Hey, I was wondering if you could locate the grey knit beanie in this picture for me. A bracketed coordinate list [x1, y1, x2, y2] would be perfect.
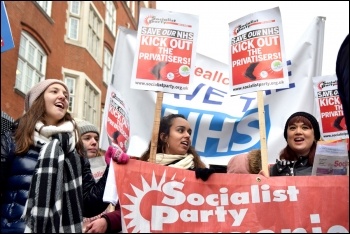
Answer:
[24, 79, 69, 111]
[284, 112, 321, 141]
[77, 120, 100, 137]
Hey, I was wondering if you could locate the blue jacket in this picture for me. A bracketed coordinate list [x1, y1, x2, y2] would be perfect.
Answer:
[0, 128, 109, 233]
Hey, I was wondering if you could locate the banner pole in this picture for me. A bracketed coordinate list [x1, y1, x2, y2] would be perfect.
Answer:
[257, 90, 269, 176]
[150, 91, 164, 163]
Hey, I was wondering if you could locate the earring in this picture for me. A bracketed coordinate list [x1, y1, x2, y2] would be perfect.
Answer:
[167, 142, 169, 148]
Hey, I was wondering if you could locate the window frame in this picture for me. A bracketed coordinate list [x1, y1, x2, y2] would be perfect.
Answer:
[35, 1, 52, 17]
[15, 31, 47, 94]
[105, 1, 116, 36]
[103, 47, 113, 85]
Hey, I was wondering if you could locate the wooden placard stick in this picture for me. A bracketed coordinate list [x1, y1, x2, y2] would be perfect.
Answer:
[149, 91, 164, 163]
[257, 90, 269, 177]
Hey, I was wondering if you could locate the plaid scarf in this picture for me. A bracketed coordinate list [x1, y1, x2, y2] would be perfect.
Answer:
[23, 121, 83, 233]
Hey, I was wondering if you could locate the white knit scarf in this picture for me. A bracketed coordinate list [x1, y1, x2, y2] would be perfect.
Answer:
[23, 121, 83, 233]
[155, 153, 194, 169]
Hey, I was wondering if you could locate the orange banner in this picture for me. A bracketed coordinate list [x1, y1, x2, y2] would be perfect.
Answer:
[114, 160, 349, 233]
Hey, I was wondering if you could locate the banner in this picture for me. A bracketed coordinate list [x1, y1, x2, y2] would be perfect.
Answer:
[100, 16, 325, 166]
[229, 7, 289, 95]
[114, 160, 349, 233]
[312, 74, 348, 140]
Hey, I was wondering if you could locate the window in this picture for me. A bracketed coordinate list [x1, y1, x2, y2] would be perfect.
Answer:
[103, 47, 112, 85]
[35, 1, 52, 16]
[70, 1, 80, 14]
[105, 1, 116, 36]
[126, 1, 135, 18]
[65, 2, 103, 64]
[84, 82, 98, 125]
[63, 70, 101, 126]
[68, 1, 81, 40]
[15, 32, 47, 94]
[65, 77, 76, 113]
[87, 6, 102, 60]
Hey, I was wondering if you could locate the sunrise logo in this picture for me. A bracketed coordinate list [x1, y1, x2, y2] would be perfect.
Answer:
[143, 15, 176, 26]
[318, 80, 338, 90]
[121, 170, 186, 232]
[233, 19, 259, 36]
[144, 15, 154, 26]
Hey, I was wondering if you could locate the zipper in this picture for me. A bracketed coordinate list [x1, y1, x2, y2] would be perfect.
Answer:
[291, 161, 297, 176]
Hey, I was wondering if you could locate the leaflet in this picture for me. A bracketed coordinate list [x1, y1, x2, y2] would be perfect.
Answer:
[312, 140, 348, 176]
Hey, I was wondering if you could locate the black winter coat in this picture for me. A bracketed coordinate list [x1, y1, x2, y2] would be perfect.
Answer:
[270, 156, 312, 176]
[0, 130, 109, 233]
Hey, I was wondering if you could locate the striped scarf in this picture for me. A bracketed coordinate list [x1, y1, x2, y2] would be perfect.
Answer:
[23, 121, 83, 233]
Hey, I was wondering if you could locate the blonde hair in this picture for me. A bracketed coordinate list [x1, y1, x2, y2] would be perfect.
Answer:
[247, 149, 262, 174]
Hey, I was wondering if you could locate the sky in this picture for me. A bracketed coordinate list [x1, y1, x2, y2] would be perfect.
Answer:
[156, 1, 349, 76]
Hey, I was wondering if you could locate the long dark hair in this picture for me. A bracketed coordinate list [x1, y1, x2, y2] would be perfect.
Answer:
[14, 92, 85, 156]
[279, 116, 317, 165]
[140, 114, 206, 169]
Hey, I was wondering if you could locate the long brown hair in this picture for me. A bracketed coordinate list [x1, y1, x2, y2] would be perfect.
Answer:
[140, 114, 207, 169]
[14, 92, 85, 156]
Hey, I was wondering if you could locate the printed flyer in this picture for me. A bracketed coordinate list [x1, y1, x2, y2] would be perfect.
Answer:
[228, 7, 289, 95]
[312, 140, 348, 176]
[130, 7, 199, 94]
[312, 74, 348, 140]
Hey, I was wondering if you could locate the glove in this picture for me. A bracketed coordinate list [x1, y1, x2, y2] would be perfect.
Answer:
[105, 146, 130, 165]
[195, 168, 215, 181]
[116, 152, 129, 164]
[105, 146, 114, 165]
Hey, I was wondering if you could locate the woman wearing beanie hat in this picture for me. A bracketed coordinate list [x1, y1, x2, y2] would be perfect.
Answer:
[75, 119, 124, 233]
[1, 79, 109, 233]
[77, 119, 100, 158]
[270, 111, 321, 176]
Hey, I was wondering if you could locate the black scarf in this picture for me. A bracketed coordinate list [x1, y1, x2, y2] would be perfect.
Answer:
[23, 121, 83, 233]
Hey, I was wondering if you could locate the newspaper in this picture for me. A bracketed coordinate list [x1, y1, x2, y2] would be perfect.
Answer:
[312, 140, 349, 176]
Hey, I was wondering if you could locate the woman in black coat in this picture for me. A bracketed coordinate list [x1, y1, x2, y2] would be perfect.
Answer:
[1, 79, 109, 233]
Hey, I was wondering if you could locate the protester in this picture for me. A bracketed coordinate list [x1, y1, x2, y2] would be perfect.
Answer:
[0, 79, 109, 233]
[76, 119, 123, 233]
[336, 34, 349, 156]
[139, 113, 214, 180]
[103, 114, 215, 211]
[77, 119, 102, 158]
[270, 111, 321, 176]
[227, 149, 263, 174]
